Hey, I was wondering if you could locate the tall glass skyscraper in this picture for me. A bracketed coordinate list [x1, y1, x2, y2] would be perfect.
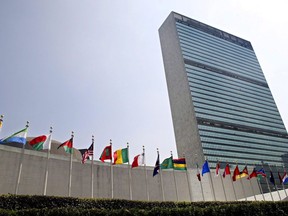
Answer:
[159, 12, 288, 175]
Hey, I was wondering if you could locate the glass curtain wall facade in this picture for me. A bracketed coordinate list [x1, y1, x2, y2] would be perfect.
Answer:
[159, 12, 288, 182]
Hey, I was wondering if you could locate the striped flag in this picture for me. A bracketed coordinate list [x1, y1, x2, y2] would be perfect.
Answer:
[82, 142, 94, 164]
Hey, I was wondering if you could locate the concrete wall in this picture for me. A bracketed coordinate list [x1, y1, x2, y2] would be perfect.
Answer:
[0, 145, 261, 201]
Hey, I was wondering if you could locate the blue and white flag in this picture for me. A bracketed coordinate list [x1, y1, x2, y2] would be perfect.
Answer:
[0, 128, 28, 144]
[202, 160, 210, 176]
[282, 172, 288, 184]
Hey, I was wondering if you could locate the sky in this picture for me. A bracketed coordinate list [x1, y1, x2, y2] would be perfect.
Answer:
[1, 0, 288, 166]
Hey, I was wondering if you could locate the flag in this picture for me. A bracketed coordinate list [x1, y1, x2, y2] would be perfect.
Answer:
[172, 158, 187, 170]
[153, 154, 160, 177]
[0, 128, 27, 144]
[0, 118, 3, 131]
[238, 166, 249, 178]
[29, 134, 51, 150]
[57, 138, 73, 154]
[113, 148, 129, 164]
[196, 163, 201, 181]
[99, 145, 112, 162]
[222, 163, 231, 178]
[256, 168, 266, 179]
[215, 161, 220, 176]
[269, 171, 275, 186]
[248, 168, 257, 179]
[131, 153, 144, 168]
[81, 142, 94, 164]
[282, 172, 288, 184]
[232, 165, 240, 181]
[278, 171, 283, 184]
[161, 156, 173, 169]
[202, 160, 210, 176]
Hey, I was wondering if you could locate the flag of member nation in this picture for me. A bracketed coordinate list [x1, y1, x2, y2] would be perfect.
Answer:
[57, 138, 73, 154]
[215, 162, 220, 176]
[161, 156, 173, 169]
[0, 128, 28, 145]
[113, 148, 129, 164]
[238, 166, 249, 179]
[256, 168, 266, 180]
[82, 142, 94, 164]
[196, 163, 201, 181]
[99, 145, 112, 162]
[248, 168, 257, 179]
[173, 158, 187, 170]
[202, 160, 210, 176]
[0, 119, 3, 131]
[29, 134, 51, 150]
[223, 163, 231, 178]
[270, 171, 275, 185]
[282, 172, 288, 184]
[232, 165, 240, 181]
[153, 154, 160, 177]
[132, 153, 144, 168]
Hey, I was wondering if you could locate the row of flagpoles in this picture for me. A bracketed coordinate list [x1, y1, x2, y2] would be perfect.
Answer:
[1, 118, 288, 201]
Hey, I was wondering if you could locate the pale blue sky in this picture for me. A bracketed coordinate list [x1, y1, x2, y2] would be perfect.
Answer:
[1, 0, 288, 165]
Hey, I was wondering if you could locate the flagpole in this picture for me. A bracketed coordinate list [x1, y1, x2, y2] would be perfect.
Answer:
[110, 139, 114, 199]
[43, 127, 52, 196]
[227, 162, 237, 201]
[68, 131, 74, 197]
[268, 164, 281, 200]
[15, 121, 29, 195]
[183, 153, 192, 201]
[247, 164, 256, 201]
[217, 160, 227, 201]
[261, 162, 274, 201]
[127, 142, 132, 200]
[255, 163, 265, 201]
[206, 158, 216, 201]
[91, 135, 94, 198]
[195, 153, 205, 201]
[171, 151, 178, 201]
[281, 165, 288, 197]
[237, 163, 247, 201]
[143, 146, 150, 201]
[158, 148, 165, 201]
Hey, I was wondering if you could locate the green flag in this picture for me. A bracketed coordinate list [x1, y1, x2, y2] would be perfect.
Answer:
[161, 156, 173, 169]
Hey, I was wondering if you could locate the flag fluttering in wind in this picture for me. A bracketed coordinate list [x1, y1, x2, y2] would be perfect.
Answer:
[269, 171, 275, 186]
[82, 142, 94, 164]
[99, 145, 112, 162]
[0, 128, 28, 145]
[113, 148, 129, 164]
[215, 161, 220, 176]
[57, 138, 73, 154]
[248, 168, 257, 179]
[0, 117, 3, 131]
[256, 168, 266, 179]
[201, 160, 210, 176]
[132, 153, 144, 168]
[161, 156, 173, 169]
[222, 163, 231, 178]
[172, 158, 187, 170]
[232, 165, 240, 181]
[153, 154, 160, 177]
[238, 166, 249, 179]
[29, 134, 51, 150]
[282, 172, 288, 184]
[278, 171, 283, 184]
[196, 163, 201, 181]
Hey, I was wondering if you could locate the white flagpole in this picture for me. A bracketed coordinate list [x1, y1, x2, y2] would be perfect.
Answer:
[206, 159, 216, 201]
[226, 162, 237, 201]
[110, 139, 114, 199]
[237, 163, 247, 201]
[268, 164, 281, 200]
[183, 153, 192, 201]
[281, 165, 288, 197]
[68, 131, 74, 197]
[15, 121, 29, 195]
[158, 148, 165, 201]
[255, 163, 265, 201]
[127, 142, 132, 200]
[216, 161, 227, 201]
[197, 163, 205, 201]
[171, 151, 178, 201]
[43, 127, 52, 195]
[247, 165, 256, 201]
[91, 135, 94, 198]
[261, 162, 274, 201]
[143, 146, 150, 201]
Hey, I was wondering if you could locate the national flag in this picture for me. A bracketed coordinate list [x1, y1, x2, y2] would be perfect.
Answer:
[81, 142, 94, 164]
[172, 158, 187, 170]
[269, 171, 275, 186]
[153, 154, 160, 177]
[0, 118, 3, 131]
[202, 160, 210, 176]
[99, 145, 112, 162]
[57, 138, 73, 154]
[215, 161, 220, 176]
[161, 156, 173, 169]
[278, 171, 283, 184]
[131, 153, 144, 168]
[248, 168, 257, 179]
[0, 128, 28, 144]
[232, 165, 240, 181]
[29, 134, 51, 150]
[238, 166, 249, 179]
[256, 168, 266, 179]
[113, 148, 129, 164]
[222, 163, 231, 178]
[282, 172, 288, 184]
[196, 163, 201, 181]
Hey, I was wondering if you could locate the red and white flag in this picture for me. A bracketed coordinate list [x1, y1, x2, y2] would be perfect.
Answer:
[222, 163, 231, 178]
[131, 153, 144, 168]
[82, 142, 94, 164]
[215, 162, 220, 176]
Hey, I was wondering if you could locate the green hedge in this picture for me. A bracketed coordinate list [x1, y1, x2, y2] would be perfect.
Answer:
[0, 195, 288, 215]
